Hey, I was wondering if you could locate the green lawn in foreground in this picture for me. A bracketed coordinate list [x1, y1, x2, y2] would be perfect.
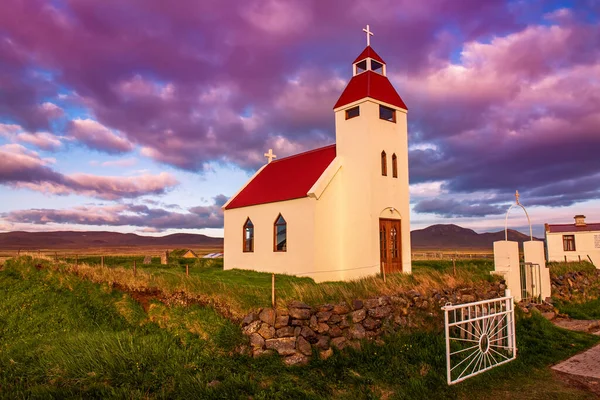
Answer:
[555, 298, 600, 320]
[1, 260, 599, 399]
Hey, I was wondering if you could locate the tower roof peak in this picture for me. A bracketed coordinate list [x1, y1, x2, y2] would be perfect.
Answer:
[353, 46, 385, 65]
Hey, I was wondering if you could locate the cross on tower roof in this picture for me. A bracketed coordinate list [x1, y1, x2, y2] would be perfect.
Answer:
[515, 190, 520, 205]
[362, 24, 373, 47]
[264, 148, 277, 164]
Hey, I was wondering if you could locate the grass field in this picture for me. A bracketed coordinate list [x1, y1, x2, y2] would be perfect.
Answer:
[12, 254, 500, 318]
[1, 258, 598, 399]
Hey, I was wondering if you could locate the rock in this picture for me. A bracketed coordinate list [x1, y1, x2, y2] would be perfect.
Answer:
[329, 326, 343, 338]
[461, 295, 476, 303]
[331, 337, 347, 350]
[265, 337, 297, 356]
[352, 299, 364, 310]
[364, 298, 379, 309]
[274, 315, 289, 329]
[339, 316, 350, 328]
[259, 308, 276, 326]
[349, 323, 366, 339]
[318, 304, 334, 312]
[328, 314, 342, 324]
[407, 290, 421, 298]
[289, 308, 311, 320]
[242, 320, 261, 335]
[309, 315, 318, 330]
[316, 322, 330, 334]
[249, 333, 265, 349]
[253, 348, 276, 358]
[362, 317, 381, 331]
[290, 319, 307, 326]
[390, 296, 407, 306]
[365, 330, 379, 339]
[258, 323, 275, 340]
[315, 335, 330, 350]
[418, 300, 429, 310]
[276, 308, 289, 317]
[351, 309, 367, 323]
[316, 311, 332, 322]
[378, 296, 391, 306]
[276, 326, 296, 338]
[143, 255, 152, 265]
[207, 380, 220, 388]
[319, 348, 333, 360]
[300, 326, 316, 339]
[347, 341, 362, 351]
[297, 336, 312, 356]
[541, 312, 556, 321]
[498, 284, 507, 290]
[288, 300, 311, 309]
[368, 306, 392, 318]
[333, 302, 350, 315]
[242, 312, 258, 327]
[284, 353, 309, 366]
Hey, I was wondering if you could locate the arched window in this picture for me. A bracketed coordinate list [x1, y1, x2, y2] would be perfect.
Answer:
[392, 153, 398, 178]
[274, 214, 287, 252]
[381, 151, 387, 176]
[243, 218, 254, 252]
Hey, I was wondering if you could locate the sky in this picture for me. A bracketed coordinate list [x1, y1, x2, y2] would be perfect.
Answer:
[0, 0, 599, 238]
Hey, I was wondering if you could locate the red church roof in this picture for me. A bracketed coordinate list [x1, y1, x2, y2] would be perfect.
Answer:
[353, 46, 385, 64]
[225, 145, 336, 210]
[334, 70, 408, 110]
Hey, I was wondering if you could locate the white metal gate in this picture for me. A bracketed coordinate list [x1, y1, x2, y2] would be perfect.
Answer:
[520, 262, 542, 303]
[442, 290, 517, 385]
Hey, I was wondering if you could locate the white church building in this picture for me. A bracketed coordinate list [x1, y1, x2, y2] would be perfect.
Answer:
[223, 30, 412, 282]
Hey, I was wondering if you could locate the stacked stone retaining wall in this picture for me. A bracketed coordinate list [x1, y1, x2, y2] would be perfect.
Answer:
[242, 281, 507, 365]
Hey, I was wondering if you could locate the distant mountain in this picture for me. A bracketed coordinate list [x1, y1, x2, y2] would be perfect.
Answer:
[0, 231, 223, 250]
[0, 224, 539, 251]
[410, 224, 541, 250]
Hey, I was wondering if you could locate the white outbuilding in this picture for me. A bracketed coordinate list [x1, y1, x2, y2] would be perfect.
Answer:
[222, 37, 412, 282]
[545, 215, 600, 267]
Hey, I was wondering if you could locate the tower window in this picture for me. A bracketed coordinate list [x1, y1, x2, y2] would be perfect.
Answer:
[243, 218, 254, 252]
[371, 60, 383, 74]
[356, 59, 367, 74]
[392, 153, 398, 178]
[345, 106, 360, 119]
[274, 214, 287, 252]
[379, 105, 396, 122]
[381, 151, 387, 176]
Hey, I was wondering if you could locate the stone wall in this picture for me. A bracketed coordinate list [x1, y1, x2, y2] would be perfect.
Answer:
[241, 281, 507, 365]
[551, 269, 600, 301]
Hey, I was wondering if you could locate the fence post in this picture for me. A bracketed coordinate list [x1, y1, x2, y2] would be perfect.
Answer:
[452, 258, 456, 276]
[272, 273, 276, 308]
[101, 256, 104, 268]
[505, 288, 515, 355]
[75, 255, 78, 267]
[186, 264, 189, 277]
[133, 260, 137, 276]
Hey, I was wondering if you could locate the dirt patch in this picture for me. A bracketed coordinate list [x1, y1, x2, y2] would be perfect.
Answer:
[554, 370, 600, 398]
[553, 318, 600, 334]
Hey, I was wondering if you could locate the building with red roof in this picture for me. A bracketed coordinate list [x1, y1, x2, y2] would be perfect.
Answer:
[223, 31, 412, 282]
[545, 215, 600, 267]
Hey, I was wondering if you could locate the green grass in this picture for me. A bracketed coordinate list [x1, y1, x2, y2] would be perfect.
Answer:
[547, 260, 597, 276]
[1, 258, 599, 398]
[555, 298, 600, 320]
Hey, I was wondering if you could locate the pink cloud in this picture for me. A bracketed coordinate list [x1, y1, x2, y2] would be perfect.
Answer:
[68, 118, 134, 154]
[0, 144, 178, 200]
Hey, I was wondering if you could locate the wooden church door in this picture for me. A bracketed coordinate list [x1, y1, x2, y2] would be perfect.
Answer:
[379, 219, 402, 274]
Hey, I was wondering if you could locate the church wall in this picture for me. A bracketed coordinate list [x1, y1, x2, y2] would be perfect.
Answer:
[223, 198, 316, 276]
[312, 165, 345, 282]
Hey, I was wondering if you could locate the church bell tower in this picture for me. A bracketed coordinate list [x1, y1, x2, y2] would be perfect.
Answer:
[332, 25, 412, 275]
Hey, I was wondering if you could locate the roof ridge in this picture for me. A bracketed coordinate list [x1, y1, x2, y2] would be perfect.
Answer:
[270, 144, 336, 163]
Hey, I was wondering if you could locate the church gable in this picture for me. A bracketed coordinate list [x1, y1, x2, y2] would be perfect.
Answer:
[224, 145, 336, 210]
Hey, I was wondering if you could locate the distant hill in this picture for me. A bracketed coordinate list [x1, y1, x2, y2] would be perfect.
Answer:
[410, 224, 541, 250]
[0, 224, 540, 251]
[0, 231, 223, 250]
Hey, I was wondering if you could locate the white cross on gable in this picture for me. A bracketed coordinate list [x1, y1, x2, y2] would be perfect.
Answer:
[264, 148, 277, 164]
[363, 24, 373, 46]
